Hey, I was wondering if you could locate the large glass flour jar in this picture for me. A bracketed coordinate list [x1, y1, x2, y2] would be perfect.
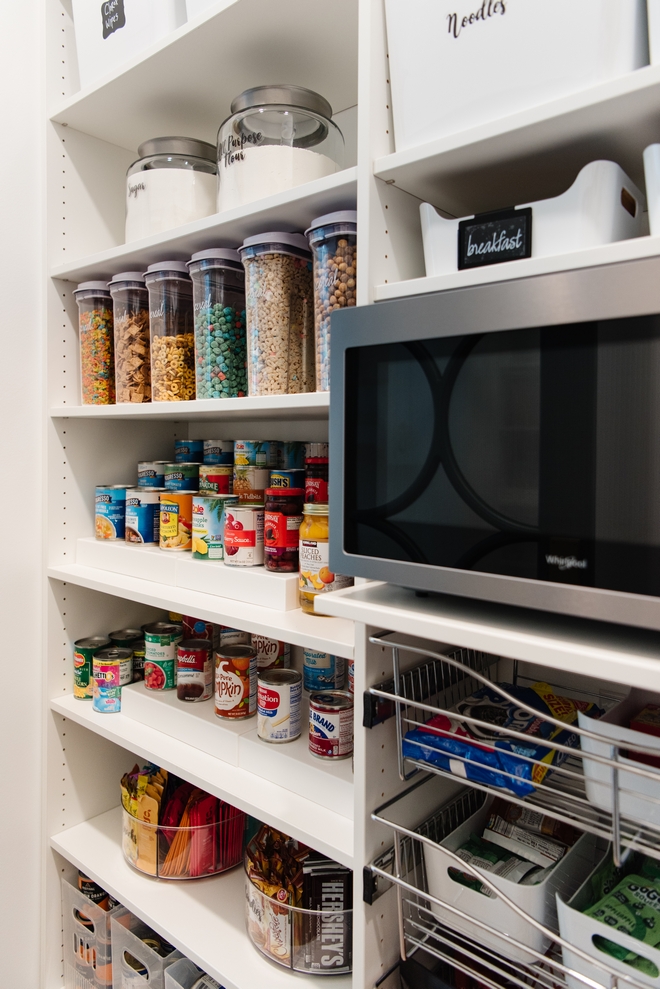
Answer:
[217, 86, 344, 212]
[125, 137, 217, 242]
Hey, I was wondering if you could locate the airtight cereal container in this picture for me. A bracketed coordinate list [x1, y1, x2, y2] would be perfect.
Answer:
[187, 249, 247, 399]
[239, 232, 314, 396]
[74, 281, 115, 405]
[109, 272, 150, 403]
[306, 211, 357, 392]
[145, 262, 195, 402]
[217, 86, 344, 212]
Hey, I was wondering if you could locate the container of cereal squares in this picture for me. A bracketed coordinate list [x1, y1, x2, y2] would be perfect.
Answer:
[109, 271, 151, 403]
[145, 261, 195, 402]
[239, 232, 314, 396]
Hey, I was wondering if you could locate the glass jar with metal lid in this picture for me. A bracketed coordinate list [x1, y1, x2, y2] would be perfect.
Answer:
[217, 85, 344, 212]
[299, 503, 353, 614]
[145, 261, 195, 402]
[125, 136, 218, 242]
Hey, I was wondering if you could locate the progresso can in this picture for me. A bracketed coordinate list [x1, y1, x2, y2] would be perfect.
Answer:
[269, 469, 305, 489]
[137, 461, 169, 488]
[204, 439, 233, 465]
[175, 439, 204, 463]
[92, 647, 132, 713]
[309, 690, 354, 760]
[125, 488, 161, 544]
[258, 669, 302, 743]
[303, 650, 345, 692]
[215, 644, 257, 720]
[142, 622, 182, 691]
[95, 485, 130, 540]
[73, 636, 110, 699]
[177, 638, 213, 702]
[163, 462, 200, 491]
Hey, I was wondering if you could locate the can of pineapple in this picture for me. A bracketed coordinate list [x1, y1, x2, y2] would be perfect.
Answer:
[192, 494, 239, 560]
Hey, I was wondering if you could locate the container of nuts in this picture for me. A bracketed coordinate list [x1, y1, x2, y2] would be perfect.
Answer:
[145, 261, 195, 402]
[239, 232, 314, 396]
[109, 271, 151, 403]
[306, 211, 357, 392]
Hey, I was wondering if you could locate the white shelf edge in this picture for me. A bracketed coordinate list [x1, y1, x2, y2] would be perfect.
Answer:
[50, 693, 353, 867]
[50, 807, 352, 989]
[47, 563, 355, 658]
[49, 391, 330, 421]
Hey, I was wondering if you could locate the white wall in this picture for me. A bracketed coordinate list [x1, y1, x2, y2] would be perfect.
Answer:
[0, 0, 42, 984]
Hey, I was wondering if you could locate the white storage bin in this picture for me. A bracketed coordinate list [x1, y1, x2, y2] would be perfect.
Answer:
[164, 957, 220, 989]
[72, 0, 187, 91]
[385, 0, 648, 152]
[423, 793, 600, 964]
[111, 910, 182, 989]
[62, 878, 121, 989]
[420, 161, 645, 278]
[579, 688, 660, 828]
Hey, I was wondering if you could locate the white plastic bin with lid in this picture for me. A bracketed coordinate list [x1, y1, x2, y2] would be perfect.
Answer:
[111, 910, 182, 989]
[62, 877, 121, 989]
[384, 0, 648, 153]
[72, 0, 187, 91]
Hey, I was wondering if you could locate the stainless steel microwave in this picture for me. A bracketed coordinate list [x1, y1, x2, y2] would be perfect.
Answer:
[329, 257, 660, 631]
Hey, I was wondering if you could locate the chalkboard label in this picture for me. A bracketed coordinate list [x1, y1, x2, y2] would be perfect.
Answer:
[458, 207, 532, 270]
[101, 0, 126, 39]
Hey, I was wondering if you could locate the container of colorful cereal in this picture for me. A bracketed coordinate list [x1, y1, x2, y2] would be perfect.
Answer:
[74, 281, 115, 405]
[188, 249, 247, 400]
[145, 261, 195, 402]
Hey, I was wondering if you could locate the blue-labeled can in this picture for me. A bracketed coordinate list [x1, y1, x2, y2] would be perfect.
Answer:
[175, 439, 204, 463]
[137, 461, 169, 488]
[234, 439, 281, 468]
[95, 484, 130, 540]
[269, 469, 305, 490]
[279, 441, 305, 470]
[204, 439, 234, 465]
[163, 462, 200, 490]
[303, 650, 346, 692]
[125, 488, 162, 544]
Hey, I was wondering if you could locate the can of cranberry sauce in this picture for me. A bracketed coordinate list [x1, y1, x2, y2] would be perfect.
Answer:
[223, 503, 264, 567]
[177, 639, 213, 702]
[258, 669, 302, 743]
[309, 690, 354, 760]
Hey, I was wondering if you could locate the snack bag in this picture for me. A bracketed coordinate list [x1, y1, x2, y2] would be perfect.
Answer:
[585, 873, 660, 974]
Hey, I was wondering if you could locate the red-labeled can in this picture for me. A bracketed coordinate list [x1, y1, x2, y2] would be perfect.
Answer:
[182, 615, 218, 648]
[309, 690, 353, 760]
[264, 488, 304, 573]
[224, 503, 264, 567]
[177, 638, 213, 702]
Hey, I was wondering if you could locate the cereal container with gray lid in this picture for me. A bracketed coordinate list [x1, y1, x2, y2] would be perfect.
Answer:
[145, 261, 195, 402]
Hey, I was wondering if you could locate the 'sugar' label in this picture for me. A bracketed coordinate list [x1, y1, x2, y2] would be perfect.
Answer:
[458, 207, 532, 269]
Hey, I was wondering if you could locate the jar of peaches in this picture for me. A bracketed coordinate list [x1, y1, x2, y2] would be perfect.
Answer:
[298, 503, 353, 614]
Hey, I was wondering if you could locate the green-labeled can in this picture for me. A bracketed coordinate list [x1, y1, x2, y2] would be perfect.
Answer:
[74, 635, 111, 699]
[143, 622, 182, 691]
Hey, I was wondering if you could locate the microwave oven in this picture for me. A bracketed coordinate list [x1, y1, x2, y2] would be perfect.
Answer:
[329, 257, 660, 631]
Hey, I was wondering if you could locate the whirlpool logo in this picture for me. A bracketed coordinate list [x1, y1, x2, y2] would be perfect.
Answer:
[545, 554, 588, 572]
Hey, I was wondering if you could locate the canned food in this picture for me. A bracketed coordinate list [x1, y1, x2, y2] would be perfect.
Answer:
[258, 669, 302, 743]
[143, 622, 182, 690]
[251, 634, 291, 671]
[219, 626, 251, 648]
[264, 487, 304, 573]
[348, 659, 354, 694]
[95, 484, 130, 540]
[92, 647, 132, 713]
[132, 641, 146, 681]
[192, 493, 238, 560]
[223, 503, 264, 567]
[204, 439, 234, 465]
[182, 616, 218, 645]
[163, 462, 200, 491]
[309, 690, 353, 759]
[160, 490, 194, 550]
[278, 441, 305, 469]
[125, 488, 161, 544]
[233, 465, 269, 503]
[303, 649, 346, 691]
[137, 461, 169, 488]
[215, 644, 257, 719]
[78, 871, 117, 911]
[175, 439, 204, 463]
[73, 636, 110, 699]
[268, 469, 305, 489]
[234, 440, 280, 467]
[199, 464, 233, 494]
[177, 638, 213, 702]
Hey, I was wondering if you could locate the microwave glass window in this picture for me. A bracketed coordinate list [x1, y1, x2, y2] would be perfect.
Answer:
[344, 316, 660, 595]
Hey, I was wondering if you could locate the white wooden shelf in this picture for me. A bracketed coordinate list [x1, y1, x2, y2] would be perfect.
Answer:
[50, 168, 357, 283]
[316, 582, 660, 691]
[50, 0, 358, 150]
[51, 693, 353, 865]
[374, 63, 660, 217]
[47, 563, 355, 658]
[49, 391, 329, 422]
[50, 807, 352, 989]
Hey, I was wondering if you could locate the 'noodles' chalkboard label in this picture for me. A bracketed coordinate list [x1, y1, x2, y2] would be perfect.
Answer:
[458, 207, 532, 269]
[101, 0, 126, 39]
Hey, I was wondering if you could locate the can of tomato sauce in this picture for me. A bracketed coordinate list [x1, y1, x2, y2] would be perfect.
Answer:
[309, 690, 354, 760]
[160, 490, 195, 551]
[143, 622, 182, 691]
[258, 669, 302, 743]
[177, 639, 213, 702]
[214, 644, 257, 720]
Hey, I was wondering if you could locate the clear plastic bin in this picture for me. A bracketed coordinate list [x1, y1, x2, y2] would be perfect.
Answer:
[164, 957, 222, 989]
[121, 801, 245, 879]
[109, 272, 151, 404]
[145, 262, 195, 403]
[74, 281, 115, 405]
[62, 877, 121, 989]
[111, 910, 182, 989]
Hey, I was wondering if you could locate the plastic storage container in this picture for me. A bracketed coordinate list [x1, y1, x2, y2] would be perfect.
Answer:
[145, 262, 195, 402]
[126, 138, 217, 242]
[74, 281, 115, 405]
[111, 911, 182, 989]
[62, 877, 120, 989]
[72, 0, 186, 91]
[384, 0, 648, 153]
[306, 211, 357, 392]
[239, 232, 314, 396]
[164, 957, 221, 989]
[187, 249, 247, 399]
[109, 272, 150, 403]
[217, 86, 344, 212]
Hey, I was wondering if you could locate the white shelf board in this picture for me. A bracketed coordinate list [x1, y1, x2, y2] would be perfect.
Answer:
[374, 63, 660, 216]
[50, 693, 353, 866]
[50, 807, 352, 989]
[47, 563, 355, 658]
[315, 583, 660, 692]
[49, 0, 358, 150]
[50, 391, 329, 422]
[50, 168, 357, 283]
[375, 234, 660, 302]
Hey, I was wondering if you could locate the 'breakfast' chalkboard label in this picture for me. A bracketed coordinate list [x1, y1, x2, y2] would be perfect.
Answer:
[458, 207, 532, 269]
[101, 0, 126, 39]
